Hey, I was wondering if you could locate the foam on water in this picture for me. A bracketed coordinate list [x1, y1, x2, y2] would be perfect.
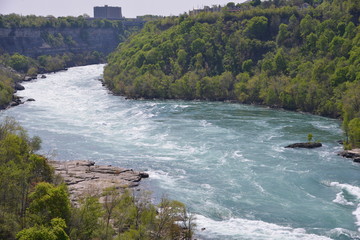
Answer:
[195, 215, 332, 240]
[330, 182, 360, 232]
[329, 228, 360, 240]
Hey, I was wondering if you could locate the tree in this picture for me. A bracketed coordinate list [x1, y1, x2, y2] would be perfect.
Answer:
[299, 15, 318, 38]
[245, 16, 268, 40]
[28, 182, 71, 226]
[69, 196, 103, 240]
[307, 133, 313, 142]
[17, 218, 69, 240]
[103, 187, 122, 239]
[9, 53, 30, 72]
[276, 24, 290, 47]
[226, 2, 236, 8]
[242, 59, 253, 73]
[251, 0, 261, 7]
[152, 197, 195, 240]
[348, 118, 360, 148]
[191, 38, 206, 54]
[274, 48, 287, 73]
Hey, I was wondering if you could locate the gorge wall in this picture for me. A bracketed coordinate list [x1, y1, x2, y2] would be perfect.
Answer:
[0, 27, 122, 57]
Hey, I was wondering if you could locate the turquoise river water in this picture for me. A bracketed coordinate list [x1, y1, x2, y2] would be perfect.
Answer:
[2, 64, 360, 240]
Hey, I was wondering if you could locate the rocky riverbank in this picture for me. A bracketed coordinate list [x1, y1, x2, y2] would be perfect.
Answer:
[338, 149, 360, 163]
[50, 160, 149, 204]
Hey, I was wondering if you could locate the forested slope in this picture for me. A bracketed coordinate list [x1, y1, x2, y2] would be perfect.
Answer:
[104, 0, 360, 147]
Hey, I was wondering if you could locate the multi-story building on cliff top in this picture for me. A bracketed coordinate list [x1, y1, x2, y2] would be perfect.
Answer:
[94, 5, 122, 19]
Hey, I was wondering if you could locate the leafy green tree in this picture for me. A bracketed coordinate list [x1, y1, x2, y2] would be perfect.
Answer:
[9, 53, 30, 72]
[348, 118, 360, 148]
[299, 15, 318, 38]
[242, 59, 253, 73]
[28, 182, 71, 226]
[69, 196, 104, 240]
[307, 133, 313, 142]
[276, 24, 290, 47]
[191, 38, 206, 54]
[245, 16, 269, 40]
[17, 218, 69, 240]
[274, 48, 287, 73]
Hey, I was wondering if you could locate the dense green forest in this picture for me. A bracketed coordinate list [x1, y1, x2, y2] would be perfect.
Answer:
[104, 0, 360, 148]
[0, 117, 194, 240]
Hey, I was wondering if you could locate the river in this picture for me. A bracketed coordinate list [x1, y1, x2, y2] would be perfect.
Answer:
[2, 64, 360, 240]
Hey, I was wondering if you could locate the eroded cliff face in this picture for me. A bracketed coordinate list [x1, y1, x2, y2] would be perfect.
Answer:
[0, 27, 121, 57]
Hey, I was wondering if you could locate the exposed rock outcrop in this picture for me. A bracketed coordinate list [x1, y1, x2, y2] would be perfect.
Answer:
[51, 160, 149, 204]
[285, 142, 322, 148]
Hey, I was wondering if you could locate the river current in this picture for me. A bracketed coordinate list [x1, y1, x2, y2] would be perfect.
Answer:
[2, 64, 360, 240]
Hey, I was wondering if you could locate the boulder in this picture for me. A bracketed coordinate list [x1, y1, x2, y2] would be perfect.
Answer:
[41, 74, 47, 79]
[26, 98, 35, 102]
[140, 172, 149, 178]
[10, 101, 20, 107]
[285, 142, 322, 148]
[338, 149, 360, 163]
[338, 151, 359, 158]
[24, 76, 36, 81]
[10, 96, 23, 107]
[15, 82, 25, 91]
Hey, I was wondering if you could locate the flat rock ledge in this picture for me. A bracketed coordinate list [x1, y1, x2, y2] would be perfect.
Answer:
[50, 160, 149, 204]
[338, 149, 360, 163]
[285, 142, 322, 149]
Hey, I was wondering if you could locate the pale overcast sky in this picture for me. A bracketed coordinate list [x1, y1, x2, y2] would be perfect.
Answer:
[0, 0, 243, 18]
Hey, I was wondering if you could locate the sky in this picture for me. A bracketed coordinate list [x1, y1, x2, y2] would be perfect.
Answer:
[0, 0, 244, 18]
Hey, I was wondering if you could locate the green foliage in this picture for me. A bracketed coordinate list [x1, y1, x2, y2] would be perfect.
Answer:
[0, 74, 14, 108]
[9, 53, 31, 73]
[0, 14, 126, 30]
[245, 16, 269, 40]
[307, 133, 313, 142]
[16, 218, 69, 240]
[348, 118, 360, 147]
[0, 117, 55, 240]
[69, 196, 104, 240]
[28, 182, 71, 226]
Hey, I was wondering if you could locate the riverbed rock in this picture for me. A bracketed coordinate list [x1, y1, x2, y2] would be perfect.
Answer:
[40, 74, 47, 78]
[26, 98, 35, 102]
[338, 149, 360, 163]
[285, 142, 322, 148]
[24, 76, 36, 81]
[15, 82, 25, 90]
[50, 160, 149, 204]
[9, 96, 23, 107]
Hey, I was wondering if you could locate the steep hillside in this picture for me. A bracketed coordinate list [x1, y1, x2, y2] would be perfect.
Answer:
[0, 27, 120, 57]
[104, 0, 360, 147]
